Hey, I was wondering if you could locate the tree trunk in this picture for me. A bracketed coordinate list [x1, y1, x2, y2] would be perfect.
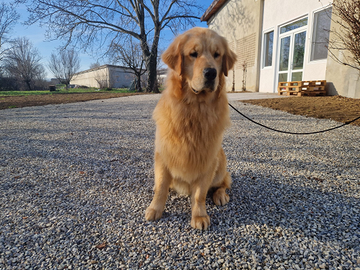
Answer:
[137, 0, 161, 93]
[145, 25, 160, 93]
[145, 54, 159, 93]
[136, 72, 142, 92]
[25, 79, 32, 91]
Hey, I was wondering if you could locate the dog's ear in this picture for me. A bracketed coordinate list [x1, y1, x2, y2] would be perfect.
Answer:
[222, 39, 237, 76]
[162, 34, 185, 75]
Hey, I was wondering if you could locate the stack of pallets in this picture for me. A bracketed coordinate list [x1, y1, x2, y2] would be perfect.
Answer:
[278, 80, 326, 96]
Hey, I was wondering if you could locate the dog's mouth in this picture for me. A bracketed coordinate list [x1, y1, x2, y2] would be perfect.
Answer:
[191, 76, 216, 95]
[192, 85, 215, 95]
[192, 88, 200, 94]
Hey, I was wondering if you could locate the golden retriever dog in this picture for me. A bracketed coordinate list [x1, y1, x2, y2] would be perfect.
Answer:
[145, 27, 236, 230]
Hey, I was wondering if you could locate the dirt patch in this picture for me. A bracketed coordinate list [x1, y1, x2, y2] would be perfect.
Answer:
[0, 92, 145, 110]
[240, 95, 360, 127]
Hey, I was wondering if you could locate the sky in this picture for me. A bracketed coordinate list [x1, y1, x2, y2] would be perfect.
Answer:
[6, 0, 214, 80]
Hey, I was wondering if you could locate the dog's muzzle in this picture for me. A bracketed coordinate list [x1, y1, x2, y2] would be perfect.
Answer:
[191, 68, 217, 95]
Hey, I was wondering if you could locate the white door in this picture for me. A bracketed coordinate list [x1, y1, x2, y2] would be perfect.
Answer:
[278, 30, 306, 83]
[277, 18, 308, 84]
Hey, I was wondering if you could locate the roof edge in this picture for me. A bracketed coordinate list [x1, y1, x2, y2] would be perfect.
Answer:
[74, 64, 131, 76]
[201, 0, 228, 22]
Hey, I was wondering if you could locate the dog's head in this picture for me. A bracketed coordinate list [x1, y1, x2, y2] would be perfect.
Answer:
[162, 27, 237, 95]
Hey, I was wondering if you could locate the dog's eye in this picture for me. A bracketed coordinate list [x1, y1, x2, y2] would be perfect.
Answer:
[190, 52, 198, 58]
[214, 52, 220, 59]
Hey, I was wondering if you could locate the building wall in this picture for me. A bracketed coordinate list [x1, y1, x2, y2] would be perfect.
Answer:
[325, 12, 360, 99]
[71, 66, 108, 88]
[71, 65, 134, 88]
[207, 0, 263, 92]
[108, 66, 134, 88]
[204, 0, 360, 98]
[259, 0, 332, 93]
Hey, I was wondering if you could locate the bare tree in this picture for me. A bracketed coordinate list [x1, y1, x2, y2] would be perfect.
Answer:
[0, 2, 19, 72]
[21, 0, 203, 93]
[328, 0, 360, 71]
[110, 38, 146, 92]
[90, 62, 101, 69]
[3, 37, 45, 90]
[48, 48, 80, 88]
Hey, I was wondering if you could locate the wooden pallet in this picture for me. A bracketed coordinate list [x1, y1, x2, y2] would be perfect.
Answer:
[278, 81, 301, 95]
[297, 90, 327, 97]
[278, 80, 326, 96]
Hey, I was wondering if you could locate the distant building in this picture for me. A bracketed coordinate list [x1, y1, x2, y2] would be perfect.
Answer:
[50, 78, 61, 85]
[70, 64, 135, 88]
[202, 0, 360, 98]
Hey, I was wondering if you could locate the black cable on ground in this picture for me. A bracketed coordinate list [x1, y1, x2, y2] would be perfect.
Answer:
[228, 103, 360, 135]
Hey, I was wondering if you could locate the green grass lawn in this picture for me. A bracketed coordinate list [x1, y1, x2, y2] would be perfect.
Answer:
[0, 87, 131, 97]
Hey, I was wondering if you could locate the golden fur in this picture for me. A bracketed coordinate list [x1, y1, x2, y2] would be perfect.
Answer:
[145, 28, 237, 230]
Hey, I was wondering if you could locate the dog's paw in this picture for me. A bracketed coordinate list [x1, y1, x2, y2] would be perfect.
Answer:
[213, 188, 230, 206]
[145, 207, 163, 221]
[191, 215, 210, 230]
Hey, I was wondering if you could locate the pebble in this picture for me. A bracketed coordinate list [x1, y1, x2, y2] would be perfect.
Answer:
[0, 94, 359, 269]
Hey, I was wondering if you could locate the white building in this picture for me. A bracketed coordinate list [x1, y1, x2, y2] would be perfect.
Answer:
[70, 64, 134, 89]
[202, 0, 360, 98]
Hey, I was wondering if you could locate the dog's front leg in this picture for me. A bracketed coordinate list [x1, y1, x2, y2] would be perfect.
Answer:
[145, 152, 171, 221]
[190, 171, 215, 230]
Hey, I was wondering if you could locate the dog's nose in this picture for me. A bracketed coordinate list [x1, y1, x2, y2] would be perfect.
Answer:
[203, 68, 217, 81]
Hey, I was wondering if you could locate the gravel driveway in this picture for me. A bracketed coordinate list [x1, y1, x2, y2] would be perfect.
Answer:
[1, 94, 359, 269]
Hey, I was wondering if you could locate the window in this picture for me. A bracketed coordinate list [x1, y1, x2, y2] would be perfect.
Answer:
[311, 7, 332, 61]
[280, 18, 308, 34]
[263, 31, 274, 67]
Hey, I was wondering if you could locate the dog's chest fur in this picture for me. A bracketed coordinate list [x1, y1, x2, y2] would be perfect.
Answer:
[153, 90, 230, 181]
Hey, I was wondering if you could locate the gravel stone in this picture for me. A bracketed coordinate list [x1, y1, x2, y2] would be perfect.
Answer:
[0, 94, 359, 269]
